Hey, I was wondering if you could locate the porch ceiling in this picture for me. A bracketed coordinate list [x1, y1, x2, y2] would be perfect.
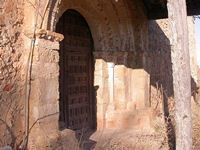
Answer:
[142, 0, 200, 19]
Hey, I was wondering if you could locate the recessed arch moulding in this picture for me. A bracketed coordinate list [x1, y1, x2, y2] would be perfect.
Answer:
[46, 0, 136, 51]
[24, 0, 149, 52]
[23, 0, 151, 149]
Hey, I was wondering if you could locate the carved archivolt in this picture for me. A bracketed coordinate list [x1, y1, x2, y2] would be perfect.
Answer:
[33, 0, 147, 52]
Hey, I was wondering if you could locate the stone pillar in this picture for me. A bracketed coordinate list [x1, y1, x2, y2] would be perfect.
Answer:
[27, 30, 64, 149]
[114, 65, 127, 110]
[105, 62, 117, 128]
[127, 69, 150, 110]
[107, 62, 115, 111]
[94, 58, 109, 129]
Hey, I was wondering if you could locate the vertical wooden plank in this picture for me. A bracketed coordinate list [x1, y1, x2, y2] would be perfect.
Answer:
[167, 0, 192, 149]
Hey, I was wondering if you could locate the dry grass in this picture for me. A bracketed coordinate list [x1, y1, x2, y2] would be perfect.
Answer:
[192, 100, 200, 150]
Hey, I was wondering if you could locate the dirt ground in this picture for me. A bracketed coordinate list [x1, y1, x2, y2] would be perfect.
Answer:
[76, 129, 168, 150]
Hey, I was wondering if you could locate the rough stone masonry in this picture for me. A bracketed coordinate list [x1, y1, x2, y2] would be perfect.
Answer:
[0, 0, 199, 149]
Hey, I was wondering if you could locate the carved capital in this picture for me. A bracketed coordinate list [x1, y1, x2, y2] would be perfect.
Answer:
[24, 29, 64, 42]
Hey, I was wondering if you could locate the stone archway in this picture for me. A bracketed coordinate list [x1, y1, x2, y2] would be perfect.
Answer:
[56, 9, 96, 130]
[23, 0, 152, 148]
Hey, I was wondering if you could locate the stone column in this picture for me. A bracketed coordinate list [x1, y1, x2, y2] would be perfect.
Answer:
[107, 62, 115, 111]
[127, 69, 150, 110]
[94, 58, 109, 129]
[105, 62, 116, 128]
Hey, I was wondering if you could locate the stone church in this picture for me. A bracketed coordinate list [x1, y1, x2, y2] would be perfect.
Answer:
[0, 0, 199, 149]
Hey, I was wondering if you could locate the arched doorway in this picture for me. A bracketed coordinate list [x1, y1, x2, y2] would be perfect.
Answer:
[56, 10, 95, 131]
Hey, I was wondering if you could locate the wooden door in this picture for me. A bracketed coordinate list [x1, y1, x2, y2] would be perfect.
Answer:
[56, 10, 94, 130]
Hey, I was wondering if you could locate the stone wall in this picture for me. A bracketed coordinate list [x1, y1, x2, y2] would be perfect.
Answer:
[147, 19, 173, 114]
[147, 17, 198, 113]
[22, 0, 152, 148]
[1, 0, 198, 149]
[27, 34, 63, 149]
[147, 17, 198, 146]
[93, 51, 151, 130]
[0, 1, 157, 148]
[0, 0, 24, 148]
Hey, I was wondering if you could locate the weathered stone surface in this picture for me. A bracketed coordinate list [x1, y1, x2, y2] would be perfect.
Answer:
[0, 0, 198, 149]
[0, 0, 24, 148]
